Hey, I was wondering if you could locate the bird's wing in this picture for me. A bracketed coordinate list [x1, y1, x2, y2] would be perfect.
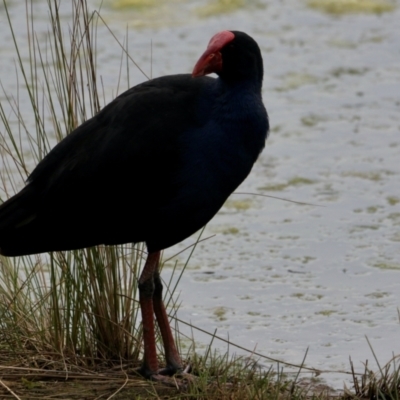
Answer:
[10, 75, 213, 218]
[0, 75, 216, 254]
[28, 74, 213, 191]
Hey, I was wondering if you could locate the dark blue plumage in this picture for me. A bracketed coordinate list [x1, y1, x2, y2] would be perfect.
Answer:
[0, 31, 268, 257]
[0, 30, 269, 379]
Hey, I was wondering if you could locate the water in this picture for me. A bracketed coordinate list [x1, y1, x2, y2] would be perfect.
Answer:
[1, 0, 399, 390]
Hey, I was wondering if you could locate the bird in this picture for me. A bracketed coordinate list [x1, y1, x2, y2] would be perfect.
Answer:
[0, 30, 269, 381]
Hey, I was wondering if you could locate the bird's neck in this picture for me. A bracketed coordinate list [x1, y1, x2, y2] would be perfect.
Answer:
[218, 76, 263, 96]
[213, 78, 264, 122]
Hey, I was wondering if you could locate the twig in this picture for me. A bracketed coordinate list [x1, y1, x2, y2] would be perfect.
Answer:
[0, 379, 22, 400]
[103, 362, 129, 400]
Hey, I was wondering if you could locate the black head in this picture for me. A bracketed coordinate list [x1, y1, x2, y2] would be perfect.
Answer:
[192, 30, 264, 86]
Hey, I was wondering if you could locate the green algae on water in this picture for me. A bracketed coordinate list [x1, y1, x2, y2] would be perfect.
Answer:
[197, 0, 245, 17]
[112, 0, 157, 9]
[307, 0, 395, 15]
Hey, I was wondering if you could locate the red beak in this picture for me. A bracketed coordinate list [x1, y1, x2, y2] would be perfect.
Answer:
[192, 51, 223, 77]
[192, 31, 235, 77]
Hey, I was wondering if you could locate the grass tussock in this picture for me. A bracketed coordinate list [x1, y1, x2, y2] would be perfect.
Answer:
[0, 0, 148, 368]
[346, 357, 400, 400]
[0, 0, 399, 398]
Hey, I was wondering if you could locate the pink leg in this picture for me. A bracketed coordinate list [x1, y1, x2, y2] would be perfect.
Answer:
[153, 270, 182, 374]
[138, 251, 160, 377]
[138, 250, 182, 378]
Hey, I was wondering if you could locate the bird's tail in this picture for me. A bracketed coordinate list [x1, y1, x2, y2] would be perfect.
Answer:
[0, 185, 41, 256]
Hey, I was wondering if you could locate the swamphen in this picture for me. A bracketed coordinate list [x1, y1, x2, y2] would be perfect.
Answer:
[0, 30, 269, 380]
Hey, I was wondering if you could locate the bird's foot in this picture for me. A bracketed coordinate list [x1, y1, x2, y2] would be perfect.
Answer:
[137, 363, 196, 389]
[157, 365, 182, 376]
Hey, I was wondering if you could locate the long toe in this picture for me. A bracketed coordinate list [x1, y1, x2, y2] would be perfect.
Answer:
[158, 363, 183, 376]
